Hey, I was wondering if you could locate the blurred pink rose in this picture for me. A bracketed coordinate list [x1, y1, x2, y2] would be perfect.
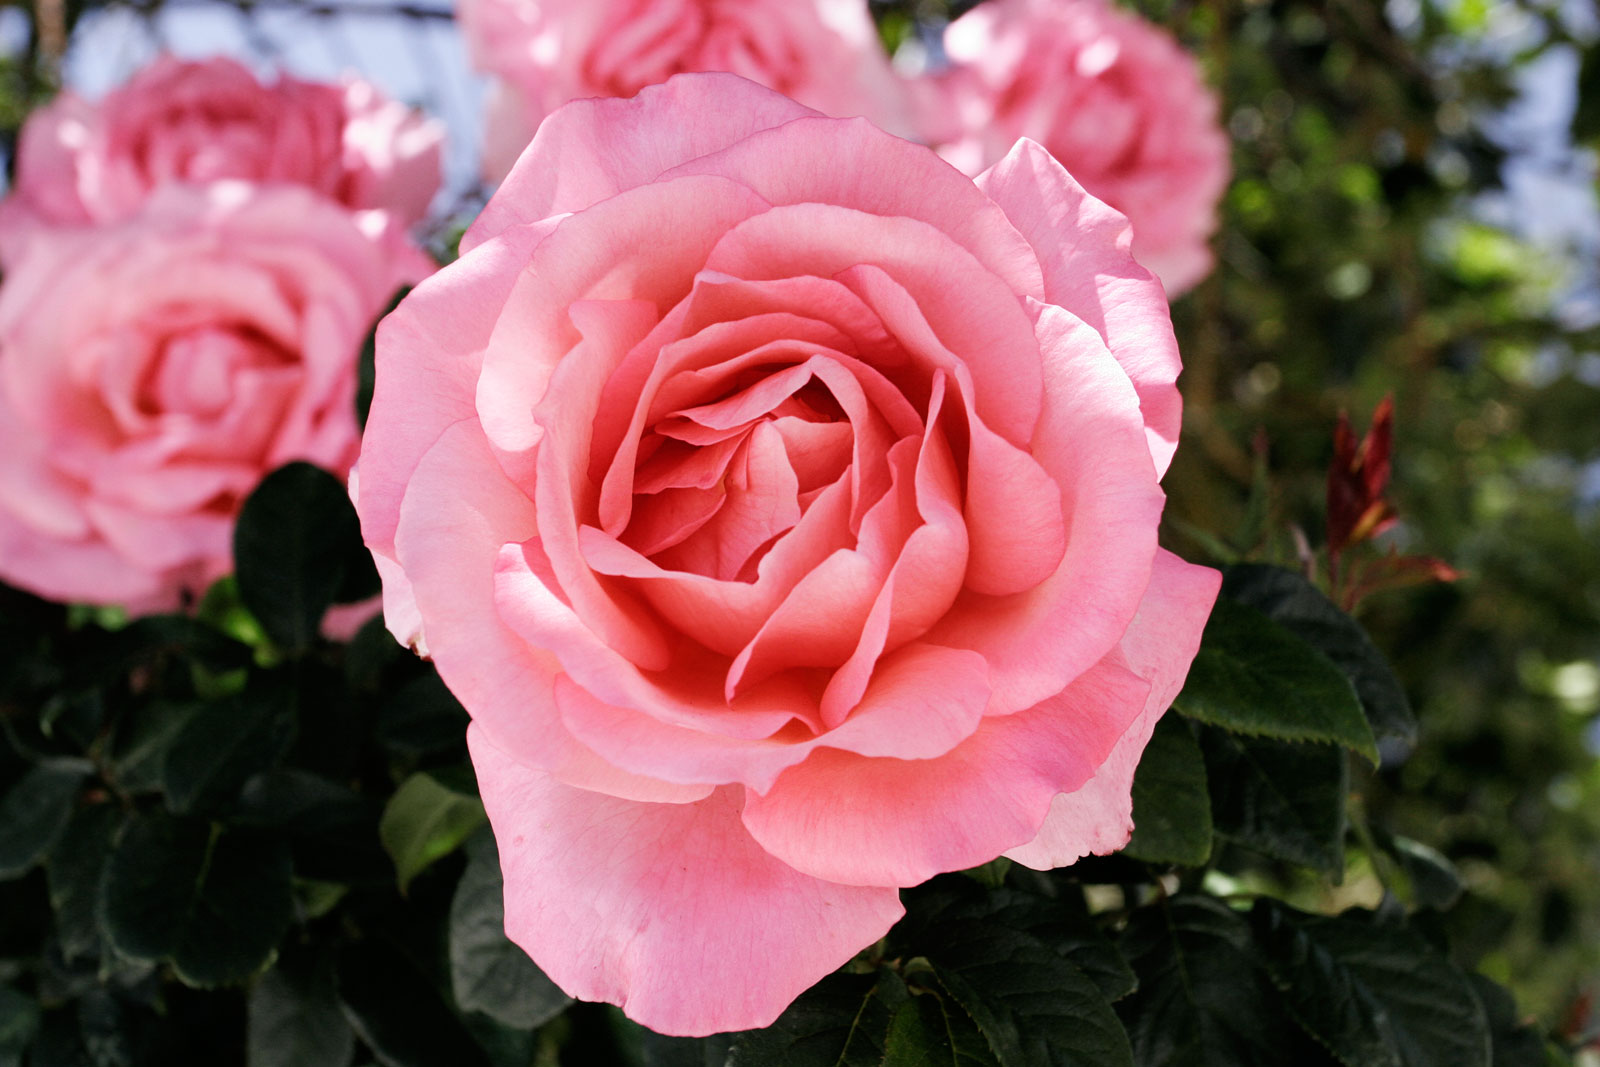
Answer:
[934, 0, 1230, 295]
[357, 73, 1218, 1035]
[0, 56, 442, 263]
[0, 184, 432, 612]
[458, 0, 916, 180]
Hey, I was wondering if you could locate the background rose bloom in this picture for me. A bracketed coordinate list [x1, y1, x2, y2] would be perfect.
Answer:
[0, 184, 432, 612]
[934, 0, 1230, 296]
[0, 55, 443, 263]
[458, 0, 916, 181]
[358, 73, 1219, 1035]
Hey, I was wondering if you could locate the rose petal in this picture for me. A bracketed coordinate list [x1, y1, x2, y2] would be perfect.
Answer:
[470, 725, 903, 1037]
[1006, 548, 1220, 867]
[978, 139, 1184, 476]
[740, 652, 1151, 887]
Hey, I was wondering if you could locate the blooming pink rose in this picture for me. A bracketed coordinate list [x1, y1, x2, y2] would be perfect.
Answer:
[0, 56, 443, 264]
[934, 0, 1230, 296]
[357, 73, 1219, 1035]
[0, 184, 433, 612]
[458, 0, 916, 181]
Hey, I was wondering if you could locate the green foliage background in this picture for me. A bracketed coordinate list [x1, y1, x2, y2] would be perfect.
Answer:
[0, 0, 1597, 1063]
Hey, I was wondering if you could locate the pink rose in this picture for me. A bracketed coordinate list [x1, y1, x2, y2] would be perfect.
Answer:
[0, 184, 433, 612]
[357, 73, 1219, 1036]
[934, 0, 1230, 296]
[458, 0, 915, 181]
[0, 56, 442, 263]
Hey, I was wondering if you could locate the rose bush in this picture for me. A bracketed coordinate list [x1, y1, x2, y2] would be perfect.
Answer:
[457, 0, 914, 181]
[933, 0, 1230, 296]
[357, 73, 1219, 1036]
[0, 55, 442, 264]
[0, 184, 432, 612]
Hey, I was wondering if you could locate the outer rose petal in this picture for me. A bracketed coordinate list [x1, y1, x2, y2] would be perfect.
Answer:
[740, 654, 1152, 887]
[979, 139, 1185, 477]
[396, 421, 710, 805]
[469, 726, 904, 1037]
[466, 74, 816, 253]
[1006, 548, 1221, 868]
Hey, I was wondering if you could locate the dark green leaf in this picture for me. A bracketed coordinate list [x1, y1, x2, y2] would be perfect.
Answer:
[0, 985, 39, 1067]
[233, 462, 361, 654]
[631, 1029, 733, 1067]
[1124, 716, 1213, 866]
[379, 771, 486, 893]
[47, 803, 125, 960]
[1251, 900, 1491, 1067]
[109, 700, 202, 795]
[248, 951, 355, 1067]
[1221, 564, 1416, 746]
[922, 920, 1132, 1067]
[335, 941, 490, 1067]
[1200, 727, 1348, 872]
[235, 770, 390, 885]
[899, 884, 1137, 1003]
[1468, 975, 1551, 1067]
[881, 989, 999, 1067]
[161, 687, 295, 814]
[1175, 597, 1377, 763]
[1117, 896, 1300, 1067]
[1384, 834, 1465, 911]
[449, 830, 570, 1029]
[0, 763, 86, 879]
[100, 812, 293, 987]
[725, 970, 909, 1067]
[377, 673, 469, 758]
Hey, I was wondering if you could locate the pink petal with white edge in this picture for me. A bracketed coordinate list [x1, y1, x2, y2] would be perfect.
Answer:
[468, 726, 904, 1037]
[1006, 548, 1221, 869]
[978, 139, 1184, 477]
[740, 654, 1151, 888]
[464, 73, 817, 254]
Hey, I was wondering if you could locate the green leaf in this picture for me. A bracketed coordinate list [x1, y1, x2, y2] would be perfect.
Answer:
[47, 803, 125, 960]
[0, 985, 39, 1067]
[377, 673, 469, 758]
[99, 812, 294, 987]
[161, 687, 295, 815]
[1468, 975, 1551, 1067]
[900, 884, 1137, 1003]
[235, 770, 390, 885]
[248, 951, 355, 1067]
[1221, 564, 1416, 746]
[0, 762, 85, 879]
[335, 941, 490, 1067]
[631, 1029, 734, 1067]
[1382, 833, 1465, 911]
[109, 699, 203, 795]
[922, 920, 1133, 1067]
[450, 830, 570, 1029]
[379, 771, 486, 893]
[1117, 896, 1308, 1067]
[233, 462, 362, 655]
[1251, 900, 1491, 1067]
[1174, 597, 1378, 764]
[882, 989, 999, 1067]
[725, 970, 909, 1067]
[1199, 727, 1348, 872]
[1124, 716, 1213, 866]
